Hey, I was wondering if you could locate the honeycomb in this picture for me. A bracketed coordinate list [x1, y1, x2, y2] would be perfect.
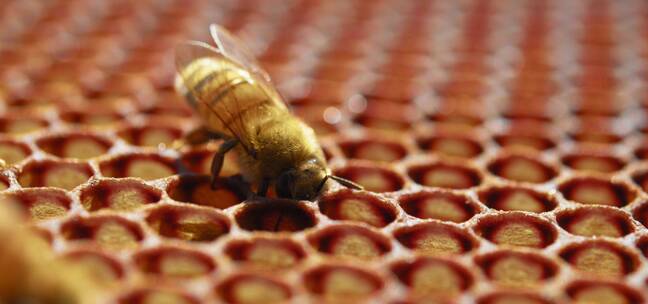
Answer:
[1, 0, 648, 303]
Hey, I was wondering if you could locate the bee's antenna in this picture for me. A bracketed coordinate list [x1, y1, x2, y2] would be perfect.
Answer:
[329, 175, 363, 190]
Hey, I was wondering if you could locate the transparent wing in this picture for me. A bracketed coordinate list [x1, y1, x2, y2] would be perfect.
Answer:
[175, 41, 261, 155]
[209, 24, 270, 81]
[209, 24, 284, 103]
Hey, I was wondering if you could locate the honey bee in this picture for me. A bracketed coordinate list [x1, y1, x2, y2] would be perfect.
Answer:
[175, 24, 361, 200]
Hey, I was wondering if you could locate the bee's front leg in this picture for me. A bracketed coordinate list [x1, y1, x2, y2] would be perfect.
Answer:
[256, 178, 270, 197]
[210, 138, 238, 189]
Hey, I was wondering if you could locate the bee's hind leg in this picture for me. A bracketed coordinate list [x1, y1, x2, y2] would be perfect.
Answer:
[172, 126, 224, 149]
[210, 138, 238, 189]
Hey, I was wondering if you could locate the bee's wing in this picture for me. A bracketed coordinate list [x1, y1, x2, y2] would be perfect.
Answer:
[175, 41, 261, 155]
[209, 24, 270, 81]
[209, 24, 284, 103]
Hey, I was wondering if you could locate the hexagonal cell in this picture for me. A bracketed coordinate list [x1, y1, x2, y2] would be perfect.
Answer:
[318, 190, 398, 228]
[558, 177, 637, 207]
[559, 240, 640, 277]
[99, 153, 178, 180]
[180, 145, 240, 176]
[63, 250, 124, 283]
[60, 109, 125, 127]
[133, 246, 216, 278]
[306, 224, 392, 259]
[303, 264, 384, 301]
[391, 256, 473, 299]
[632, 201, 648, 228]
[398, 190, 480, 222]
[417, 134, 484, 158]
[146, 205, 230, 242]
[118, 125, 183, 147]
[2, 188, 72, 221]
[561, 152, 625, 174]
[636, 236, 648, 258]
[565, 280, 644, 304]
[338, 138, 408, 162]
[0, 115, 49, 135]
[117, 288, 199, 304]
[487, 154, 557, 184]
[36, 133, 113, 159]
[0, 139, 32, 165]
[18, 160, 94, 190]
[407, 161, 482, 189]
[474, 249, 559, 287]
[631, 169, 648, 193]
[215, 273, 293, 304]
[353, 100, 417, 132]
[494, 134, 556, 151]
[473, 213, 557, 248]
[0, 175, 9, 191]
[332, 162, 405, 192]
[394, 222, 479, 255]
[224, 237, 306, 269]
[570, 131, 622, 145]
[476, 291, 553, 304]
[235, 200, 317, 232]
[167, 175, 245, 210]
[80, 178, 161, 212]
[556, 206, 634, 237]
[61, 215, 145, 250]
[477, 186, 557, 213]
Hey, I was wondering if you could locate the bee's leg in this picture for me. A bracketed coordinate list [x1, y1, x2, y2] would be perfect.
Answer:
[210, 138, 238, 189]
[172, 126, 224, 149]
[256, 178, 270, 197]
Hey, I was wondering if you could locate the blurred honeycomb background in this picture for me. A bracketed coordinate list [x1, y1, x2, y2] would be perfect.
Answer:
[1, 0, 648, 303]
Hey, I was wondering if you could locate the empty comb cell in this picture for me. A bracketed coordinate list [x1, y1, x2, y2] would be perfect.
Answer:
[117, 289, 199, 304]
[0, 139, 31, 165]
[216, 273, 292, 304]
[2, 188, 71, 220]
[407, 161, 482, 189]
[398, 190, 480, 222]
[338, 138, 408, 162]
[565, 280, 644, 304]
[394, 222, 479, 256]
[235, 200, 317, 232]
[318, 190, 397, 228]
[475, 291, 553, 304]
[417, 134, 484, 158]
[118, 125, 183, 147]
[99, 153, 178, 180]
[487, 153, 557, 184]
[474, 249, 559, 287]
[632, 201, 648, 228]
[60, 109, 125, 127]
[631, 169, 648, 193]
[36, 133, 113, 159]
[391, 257, 473, 299]
[61, 215, 144, 250]
[64, 250, 124, 283]
[559, 240, 639, 277]
[556, 206, 634, 238]
[494, 133, 556, 151]
[80, 178, 161, 212]
[167, 175, 245, 210]
[473, 213, 557, 248]
[558, 177, 636, 207]
[146, 205, 230, 242]
[332, 162, 405, 192]
[303, 264, 384, 301]
[477, 186, 557, 213]
[133, 246, 215, 278]
[561, 152, 625, 174]
[224, 237, 306, 269]
[18, 159, 94, 190]
[0, 115, 49, 135]
[307, 224, 392, 259]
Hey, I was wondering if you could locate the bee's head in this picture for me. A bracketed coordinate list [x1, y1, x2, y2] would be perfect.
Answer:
[276, 159, 363, 201]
